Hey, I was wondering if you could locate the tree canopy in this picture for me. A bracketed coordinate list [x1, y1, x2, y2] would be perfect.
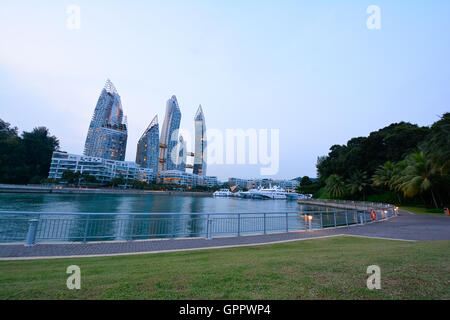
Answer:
[315, 114, 449, 208]
[0, 119, 59, 184]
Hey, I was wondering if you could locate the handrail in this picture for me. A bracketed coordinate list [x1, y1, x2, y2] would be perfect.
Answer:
[0, 210, 353, 216]
[0, 205, 399, 246]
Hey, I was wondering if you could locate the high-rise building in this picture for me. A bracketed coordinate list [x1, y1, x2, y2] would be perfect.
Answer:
[83, 79, 128, 161]
[193, 105, 207, 176]
[176, 135, 187, 172]
[136, 115, 159, 174]
[159, 95, 182, 171]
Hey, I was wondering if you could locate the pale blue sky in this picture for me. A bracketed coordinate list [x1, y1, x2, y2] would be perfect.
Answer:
[0, 1, 449, 181]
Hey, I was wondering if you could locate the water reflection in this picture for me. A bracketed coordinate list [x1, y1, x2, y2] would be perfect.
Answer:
[0, 193, 325, 242]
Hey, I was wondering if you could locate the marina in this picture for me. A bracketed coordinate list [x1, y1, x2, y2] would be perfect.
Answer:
[214, 186, 312, 200]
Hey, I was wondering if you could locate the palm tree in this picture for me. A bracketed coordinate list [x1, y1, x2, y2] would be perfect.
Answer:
[347, 170, 370, 200]
[422, 113, 450, 175]
[373, 161, 405, 203]
[326, 174, 347, 198]
[372, 161, 395, 188]
[398, 152, 439, 208]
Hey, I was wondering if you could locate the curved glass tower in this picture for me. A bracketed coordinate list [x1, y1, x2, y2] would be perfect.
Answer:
[83, 79, 128, 161]
[136, 115, 159, 174]
[193, 105, 207, 176]
[176, 135, 187, 172]
[159, 95, 182, 171]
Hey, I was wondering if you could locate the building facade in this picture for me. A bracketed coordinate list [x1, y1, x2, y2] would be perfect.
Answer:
[159, 170, 218, 188]
[136, 115, 159, 174]
[193, 105, 207, 176]
[159, 95, 182, 172]
[48, 152, 155, 184]
[176, 135, 187, 172]
[84, 79, 128, 161]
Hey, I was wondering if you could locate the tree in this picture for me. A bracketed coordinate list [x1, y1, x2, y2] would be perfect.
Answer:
[372, 160, 405, 203]
[398, 152, 439, 208]
[20, 127, 59, 182]
[81, 172, 97, 184]
[317, 122, 429, 180]
[325, 174, 347, 198]
[0, 120, 21, 183]
[421, 113, 450, 175]
[346, 170, 370, 200]
[300, 176, 313, 186]
[0, 121, 60, 184]
[109, 176, 126, 187]
[61, 170, 80, 184]
[372, 161, 395, 189]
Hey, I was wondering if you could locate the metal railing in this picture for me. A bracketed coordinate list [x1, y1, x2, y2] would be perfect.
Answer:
[0, 207, 398, 246]
[299, 199, 395, 210]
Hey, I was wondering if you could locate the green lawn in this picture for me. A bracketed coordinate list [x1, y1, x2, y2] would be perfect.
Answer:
[0, 236, 449, 300]
[400, 206, 447, 216]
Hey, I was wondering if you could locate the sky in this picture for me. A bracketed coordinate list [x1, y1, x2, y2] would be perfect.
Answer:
[0, 0, 449, 181]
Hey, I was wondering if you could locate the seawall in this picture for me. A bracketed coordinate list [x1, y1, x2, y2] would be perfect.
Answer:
[0, 184, 212, 197]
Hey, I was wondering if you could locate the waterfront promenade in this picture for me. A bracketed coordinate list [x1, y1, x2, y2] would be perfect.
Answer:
[0, 184, 212, 196]
[1, 210, 449, 259]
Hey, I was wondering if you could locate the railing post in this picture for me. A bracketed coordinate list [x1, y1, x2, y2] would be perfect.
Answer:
[237, 214, 241, 236]
[83, 215, 90, 243]
[263, 213, 266, 235]
[285, 212, 289, 232]
[333, 211, 337, 227]
[171, 215, 175, 238]
[345, 211, 348, 226]
[206, 215, 213, 240]
[25, 218, 39, 247]
[308, 215, 312, 231]
[320, 213, 323, 229]
[128, 215, 135, 241]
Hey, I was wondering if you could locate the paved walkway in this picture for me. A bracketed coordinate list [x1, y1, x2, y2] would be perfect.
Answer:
[1, 210, 449, 259]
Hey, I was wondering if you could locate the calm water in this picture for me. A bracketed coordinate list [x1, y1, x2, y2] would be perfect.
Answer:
[0, 193, 310, 213]
[0, 193, 330, 242]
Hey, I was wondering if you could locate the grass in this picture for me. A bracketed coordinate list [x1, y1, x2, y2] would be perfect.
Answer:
[0, 236, 449, 300]
[400, 206, 447, 216]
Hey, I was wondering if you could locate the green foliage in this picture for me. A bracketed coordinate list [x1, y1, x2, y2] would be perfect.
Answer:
[61, 170, 98, 186]
[397, 152, 440, 208]
[300, 176, 313, 186]
[317, 114, 449, 208]
[314, 187, 329, 199]
[325, 174, 347, 198]
[296, 176, 322, 195]
[317, 122, 430, 180]
[366, 192, 399, 205]
[0, 119, 59, 184]
[421, 113, 450, 175]
[346, 170, 370, 200]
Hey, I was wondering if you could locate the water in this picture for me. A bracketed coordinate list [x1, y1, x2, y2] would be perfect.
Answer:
[0, 193, 331, 242]
[0, 193, 308, 213]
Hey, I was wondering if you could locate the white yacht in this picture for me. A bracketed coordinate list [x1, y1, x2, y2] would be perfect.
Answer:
[258, 186, 287, 199]
[213, 189, 233, 197]
[240, 186, 287, 200]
